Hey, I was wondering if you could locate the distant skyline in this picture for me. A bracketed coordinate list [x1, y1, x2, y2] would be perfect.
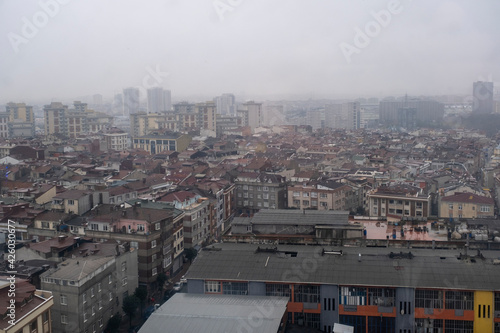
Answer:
[1, 0, 499, 103]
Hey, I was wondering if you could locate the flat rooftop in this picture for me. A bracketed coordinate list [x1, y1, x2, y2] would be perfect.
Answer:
[186, 243, 500, 291]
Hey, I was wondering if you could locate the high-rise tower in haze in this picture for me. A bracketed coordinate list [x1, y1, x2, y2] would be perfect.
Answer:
[123, 87, 140, 115]
[214, 93, 235, 116]
[473, 81, 494, 114]
[147, 87, 165, 113]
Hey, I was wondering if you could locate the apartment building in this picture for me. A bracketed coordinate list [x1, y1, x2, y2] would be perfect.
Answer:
[84, 206, 174, 288]
[235, 173, 287, 214]
[159, 191, 212, 249]
[0, 278, 53, 333]
[132, 132, 191, 153]
[288, 181, 359, 212]
[440, 192, 495, 219]
[40, 244, 138, 333]
[367, 184, 430, 219]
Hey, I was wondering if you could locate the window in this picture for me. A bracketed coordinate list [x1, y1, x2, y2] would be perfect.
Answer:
[303, 200, 309, 206]
[84, 311, 88, 322]
[60, 294, 67, 305]
[98, 317, 103, 327]
[320, 193, 328, 198]
[266, 283, 291, 301]
[445, 291, 473, 310]
[263, 186, 269, 191]
[92, 306, 95, 316]
[458, 204, 462, 210]
[295, 285, 320, 303]
[91, 287, 94, 297]
[68, 199, 75, 205]
[449, 204, 454, 209]
[152, 253, 157, 261]
[480, 205, 491, 212]
[152, 267, 157, 276]
[122, 262, 127, 271]
[61, 314, 68, 324]
[137, 224, 144, 231]
[42, 311, 49, 323]
[98, 282, 101, 292]
[415, 289, 443, 309]
[155, 223, 160, 230]
[340, 286, 366, 305]
[444, 320, 473, 333]
[373, 198, 378, 204]
[222, 282, 248, 295]
[303, 192, 309, 197]
[151, 240, 157, 248]
[98, 300, 102, 309]
[205, 281, 221, 293]
[109, 292, 113, 301]
[368, 288, 395, 307]
[83, 292, 87, 304]
[163, 256, 172, 268]
[122, 277, 127, 286]
[416, 202, 422, 208]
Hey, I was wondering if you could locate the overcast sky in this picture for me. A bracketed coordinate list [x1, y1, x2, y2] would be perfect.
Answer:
[1, 0, 499, 103]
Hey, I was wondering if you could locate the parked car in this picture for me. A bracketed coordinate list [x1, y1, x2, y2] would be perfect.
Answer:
[173, 282, 182, 291]
[180, 275, 187, 284]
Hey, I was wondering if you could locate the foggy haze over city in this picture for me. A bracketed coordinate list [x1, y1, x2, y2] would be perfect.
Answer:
[1, 0, 499, 103]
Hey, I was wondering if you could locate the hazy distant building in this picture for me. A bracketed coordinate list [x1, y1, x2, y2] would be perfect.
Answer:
[306, 108, 324, 130]
[263, 104, 285, 126]
[164, 89, 172, 111]
[360, 104, 379, 128]
[379, 99, 444, 126]
[44, 101, 112, 138]
[473, 81, 494, 114]
[5, 102, 35, 137]
[148, 87, 168, 113]
[214, 93, 235, 116]
[0, 113, 9, 138]
[397, 107, 417, 130]
[346, 101, 360, 130]
[113, 93, 123, 114]
[44, 102, 69, 137]
[324, 104, 343, 129]
[123, 87, 140, 115]
[92, 94, 103, 105]
[238, 101, 262, 131]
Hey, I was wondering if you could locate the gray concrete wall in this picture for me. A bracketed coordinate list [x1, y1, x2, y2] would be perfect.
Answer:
[187, 279, 204, 294]
[395, 287, 415, 331]
[248, 281, 266, 296]
[320, 284, 339, 332]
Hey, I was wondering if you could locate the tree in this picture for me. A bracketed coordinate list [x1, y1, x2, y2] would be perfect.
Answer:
[122, 295, 140, 328]
[156, 273, 167, 291]
[134, 286, 148, 316]
[105, 313, 122, 333]
[185, 248, 197, 263]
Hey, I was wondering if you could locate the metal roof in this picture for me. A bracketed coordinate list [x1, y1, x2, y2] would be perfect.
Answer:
[233, 209, 349, 226]
[139, 293, 288, 333]
[186, 243, 500, 291]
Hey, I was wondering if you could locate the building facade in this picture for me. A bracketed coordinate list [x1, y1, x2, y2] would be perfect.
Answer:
[185, 243, 500, 333]
[367, 185, 430, 219]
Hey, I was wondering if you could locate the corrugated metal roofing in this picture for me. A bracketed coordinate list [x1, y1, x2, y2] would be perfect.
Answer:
[186, 243, 500, 291]
[139, 293, 288, 333]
